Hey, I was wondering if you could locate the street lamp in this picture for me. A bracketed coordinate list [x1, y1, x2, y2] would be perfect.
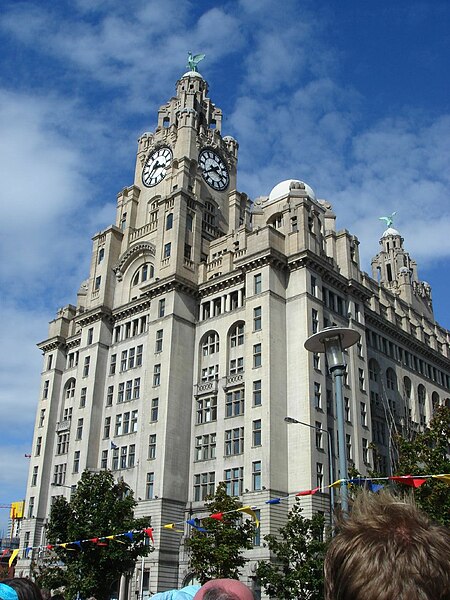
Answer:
[304, 326, 360, 513]
[284, 416, 334, 518]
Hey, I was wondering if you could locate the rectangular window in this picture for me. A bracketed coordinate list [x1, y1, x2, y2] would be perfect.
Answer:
[112, 448, 119, 470]
[146, 472, 155, 499]
[312, 308, 319, 334]
[316, 462, 324, 488]
[133, 378, 141, 399]
[225, 389, 244, 417]
[47, 354, 53, 370]
[346, 434, 352, 461]
[83, 356, 90, 377]
[73, 450, 80, 474]
[106, 385, 114, 406]
[28, 497, 35, 519]
[128, 347, 135, 369]
[155, 330, 163, 353]
[253, 419, 262, 446]
[76, 418, 83, 440]
[254, 273, 262, 294]
[229, 357, 244, 375]
[314, 382, 322, 410]
[315, 422, 323, 449]
[362, 438, 369, 464]
[95, 276, 101, 291]
[121, 350, 128, 372]
[120, 446, 127, 469]
[158, 298, 166, 317]
[118, 382, 125, 403]
[35, 436, 42, 456]
[252, 461, 262, 491]
[115, 414, 123, 436]
[194, 472, 215, 502]
[123, 412, 130, 434]
[253, 306, 262, 331]
[195, 433, 216, 461]
[311, 276, 317, 297]
[131, 410, 138, 432]
[53, 463, 67, 486]
[80, 387, 87, 408]
[87, 328, 94, 345]
[253, 509, 261, 546]
[128, 444, 135, 468]
[153, 364, 161, 386]
[253, 380, 262, 406]
[359, 368, 365, 391]
[164, 242, 171, 258]
[151, 398, 159, 422]
[253, 343, 262, 368]
[43, 380, 49, 399]
[110, 354, 117, 375]
[56, 432, 69, 455]
[125, 380, 133, 401]
[225, 427, 244, 455]
[360, 402, 367, 427]
[101, 450, 108, 469]
[148, 434, 156, 459]
[136, 345, 143, 366]
[31, 466, 38, 486]
[104, 417, 111, 438]
[224, 467, 244, 496]
[196, 396, 217, 424]
[345, 397, 351, 422]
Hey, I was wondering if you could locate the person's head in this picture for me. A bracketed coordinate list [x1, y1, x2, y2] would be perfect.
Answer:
[0, 579, 43, 600]
[194, 579, 254, 600]
[324, 491, 450, 600]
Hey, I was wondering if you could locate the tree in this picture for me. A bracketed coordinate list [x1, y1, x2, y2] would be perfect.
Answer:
[34, 470, 152, 600]
[184, 482, 255, 584]
[394, 405, 450, 526]
[255, 500, 328, 600]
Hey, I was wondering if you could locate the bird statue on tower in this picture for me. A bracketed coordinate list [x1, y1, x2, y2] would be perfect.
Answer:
[187, 52, 206, 72]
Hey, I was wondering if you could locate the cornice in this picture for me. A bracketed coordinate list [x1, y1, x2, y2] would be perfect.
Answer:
[37, 336, 66, 353]
[112, 298, 152, 323]
[75, 306, 113, 328]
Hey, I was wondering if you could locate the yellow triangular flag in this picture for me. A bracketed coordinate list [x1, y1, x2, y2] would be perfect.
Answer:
[163, 523, 183, 533]
[9, 549, 19, 567]
[237, 506, 259, 528]
[330, 479, 344, 488]
[432, 474, 450, 485]
[106, 535, 115, 540]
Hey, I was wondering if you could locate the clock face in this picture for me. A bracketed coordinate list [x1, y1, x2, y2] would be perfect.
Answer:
[142, 146, 173, 187]
[199, 149, 229, 191]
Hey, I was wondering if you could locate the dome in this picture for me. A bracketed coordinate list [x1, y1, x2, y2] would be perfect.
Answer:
[267, 179, 316, 204]
[181, 70, 204, 79]
[381, 227, 401, 238]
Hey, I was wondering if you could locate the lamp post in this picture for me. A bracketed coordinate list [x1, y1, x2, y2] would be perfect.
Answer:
[284, 416, 334, 518]
[304, 327, 360, 514]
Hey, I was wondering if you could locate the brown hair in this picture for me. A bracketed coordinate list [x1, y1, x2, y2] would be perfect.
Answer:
[1, 579, 43, 600]
[324, 491, 450, 600]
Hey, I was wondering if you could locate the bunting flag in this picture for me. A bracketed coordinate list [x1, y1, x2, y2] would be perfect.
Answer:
[237, 506, 260, 528]
[24, 454, 32, 458]
[8, 549, 19, 567]
[1, 549, 10, 559]
[19, 473, 449, 556]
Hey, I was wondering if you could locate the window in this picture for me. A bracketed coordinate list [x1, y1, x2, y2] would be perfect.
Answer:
[87, 328, 94, 345]
[76, 418, 84, 440]
[194, 472, 215, 502]
[254, 273, 262, 294]
[83, 356, 90, 377]
[95, 276, 101, 291]
[195, 433, 216, 461]
[253, 509, 261, 546]
[63, 407, 72, 421]
[148, 434, 157, 459]
[136, 345, 143, 366]
[196, 396, 217, 424]
[202, 333, 219, 356]
[146, 473, 155, 499]
[111, 447, 119, 470]
[104, 417, 111, 438]
[225, 427, 244, 455]
[225, 389, 244, 417]
[47, 354, 53, 370]
[155, 330, 163, 353]
[128, 444, 136, 467]
[43, 380, 49, 399]
[313, 353, 320, 370]
[98, 248, 104, 263]
[344, 398, 351, 422]
[151, 398, 159, 422]
[65, 379, 76, 400]
[201, 365, 218, 381]
[386, 368, 396, 391]
[230, 324, 244, 347]
[315, 422, 323, 450]
[131, 410, 138, 433]
[224, 467, 243, 496]
[359, 368, 365, 391]
[362, 438, 369, 464]
[106, 385, 114, 406]
[253, 380, 262, 406]
[28, 497, 35, 518]
[120, 446, 128, 469]
[133, 378, 141, 399]
[166, 212, 173, 230]
[253, 343, 262, 368]
[311, 276, 317, 297]
[53, 463, 67, 486]
[39, 409, 45, 427]
[73, 451, 80, 474]
[229, 357, 244, 375]
[368, 360, 378, 382]
[357, 342, 363, 359]
[101, 450, 108, 469]
[158, 298, 166, 317]
[253, 307, 262, 331]
[316, 462, 324, 488]
[252, 461, 262, 491]
[314, 382, 322, 410]
[164, 242, 171, 258]
[110, 354, 117, 375]
[184, 243, 191, 260]
[80, 387, 87, 408]
[312, 309, 319, 334]
[187, 213, 193, 231]
[56, 433, 69, 455]
[115, 414, 123, 436]
[346, 434, 352, 460]
[118, 382, 125, 403]
[121, 350, 128, 371]
[35, 436, 42, 456]
[31, 466, 38, 486]
[128, 347, 135, 369]
[125, 380, 133, 401]
[253, 420, 262, 446]
[153, 364, 161, 386]
[360, 402, 367, 427]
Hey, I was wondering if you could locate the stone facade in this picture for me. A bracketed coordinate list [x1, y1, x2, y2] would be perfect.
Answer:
[18, 69, 450, 597]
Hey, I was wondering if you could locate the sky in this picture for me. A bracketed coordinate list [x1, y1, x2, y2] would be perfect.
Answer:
[1, 0, 449, 535]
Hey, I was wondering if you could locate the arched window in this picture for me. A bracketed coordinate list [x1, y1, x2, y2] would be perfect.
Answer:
[65, 379, 76, 400]
[386, 368, 397, 391]
[230, 324, 245, 347]
[417, 384, 426, 406]
[432, 391, 440, 412]
[166, 213, 173, 230]
[368, 359, 379, 382]
[202, 332, 219, 356]
[268, 213, 283, 229]
[131, 263, 154, 287]
[403, 376, 412, 399]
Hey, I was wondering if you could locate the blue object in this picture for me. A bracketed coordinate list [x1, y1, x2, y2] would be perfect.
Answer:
[0, 584, 19, 600]
[151, 584, 201, 600]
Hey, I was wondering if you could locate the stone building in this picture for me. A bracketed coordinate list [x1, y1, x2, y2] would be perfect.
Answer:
[18, 67, 450, 596]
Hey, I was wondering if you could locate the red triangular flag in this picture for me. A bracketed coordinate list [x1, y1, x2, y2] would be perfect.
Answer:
[144, 528, 154, 543]
[210, 512, 224, 521]
[390, 475, 427, 488]
[296, 487, 320, 496]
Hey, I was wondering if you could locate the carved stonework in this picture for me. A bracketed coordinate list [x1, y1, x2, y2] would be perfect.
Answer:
[113, 242, 156, 281]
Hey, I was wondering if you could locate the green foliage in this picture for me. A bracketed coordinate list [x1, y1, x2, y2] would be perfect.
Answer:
[34, 470, 152, 600]
[184, 482, 255, 584]
[394, 405, 450, 526]
[255, 501, 328, 600]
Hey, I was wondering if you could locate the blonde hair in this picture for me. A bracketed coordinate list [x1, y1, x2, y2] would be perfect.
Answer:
[324, 491, 450, 600]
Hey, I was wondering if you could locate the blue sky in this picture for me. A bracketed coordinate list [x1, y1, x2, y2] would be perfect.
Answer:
[1, 0, 449, 534]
